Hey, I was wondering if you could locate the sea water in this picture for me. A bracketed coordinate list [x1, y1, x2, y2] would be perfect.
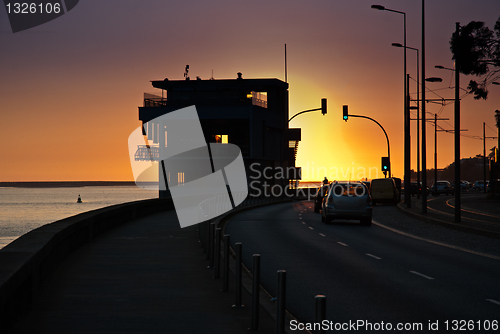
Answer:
[0, 186, 157, 248]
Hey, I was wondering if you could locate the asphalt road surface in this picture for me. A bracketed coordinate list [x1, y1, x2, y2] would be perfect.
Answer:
[225, 201, 500, 333]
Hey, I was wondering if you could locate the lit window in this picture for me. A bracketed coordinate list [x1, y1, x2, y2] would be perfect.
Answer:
[215, 135, 228, 144]
[249, 91, 267, 108]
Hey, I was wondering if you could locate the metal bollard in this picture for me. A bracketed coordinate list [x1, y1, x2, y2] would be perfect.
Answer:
[207, 222, 215, 266]
[222, 234, 230, 291]
[314, 295, 326, 334]
[233, 242, 244, 308]
[276, 270, 286, 334]
[214, 228, 222, 279]
[251, 254, 261, 330]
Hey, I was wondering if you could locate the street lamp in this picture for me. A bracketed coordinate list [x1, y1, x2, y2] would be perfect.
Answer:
[425, 77, 443, 83]
[372, 4, 410, 207]
[393, 43, 420, 198]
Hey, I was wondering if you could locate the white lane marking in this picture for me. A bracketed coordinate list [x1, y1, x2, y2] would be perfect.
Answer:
[372, 219, 500, 261]
[486, 299, 500, 306]
[410, 271, 434, 280]
[309, 227, 314, 230]
[366, 253, 381, 260]
[319, 233, 326, 237]
[337, 242, 348, 247]
[302, 222, 306, 224]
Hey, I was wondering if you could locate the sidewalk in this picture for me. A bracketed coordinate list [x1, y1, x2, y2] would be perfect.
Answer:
[11, 210, 277, 334]
[397, 194, 500, 238]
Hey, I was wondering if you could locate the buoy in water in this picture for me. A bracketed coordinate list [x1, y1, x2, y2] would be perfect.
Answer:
[77, 195, 82, 203]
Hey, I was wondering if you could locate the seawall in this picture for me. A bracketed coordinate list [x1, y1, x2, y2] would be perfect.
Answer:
[0, 197, 174, 332]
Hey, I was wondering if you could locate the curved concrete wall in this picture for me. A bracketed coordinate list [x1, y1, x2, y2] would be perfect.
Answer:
[0, 198, 174, 332]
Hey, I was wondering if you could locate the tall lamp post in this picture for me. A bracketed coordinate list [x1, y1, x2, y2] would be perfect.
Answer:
[372, 4, 410, 207]
[393, 43, 419, 198]
[455, 22, 461, 223]
[421, 0, 427, 213]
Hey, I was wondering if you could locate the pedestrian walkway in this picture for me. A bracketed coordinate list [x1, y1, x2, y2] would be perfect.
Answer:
[398, 193, 500, 238]
[11, 210, 277, 333]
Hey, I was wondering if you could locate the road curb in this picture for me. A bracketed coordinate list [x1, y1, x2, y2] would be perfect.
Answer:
[396, 202, 500, 239]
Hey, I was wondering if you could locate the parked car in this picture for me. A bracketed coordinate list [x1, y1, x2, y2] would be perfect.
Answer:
[314, 184, 330, 213]
[410, 181, 429, 196]
[321, 181, 372, 226]
[430, 181, 454, 195]
[460, 180, 470, 191]
[370, 178, 399, 205]
[473, 181, 489, 191]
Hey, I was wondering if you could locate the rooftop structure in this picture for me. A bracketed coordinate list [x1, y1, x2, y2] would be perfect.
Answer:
[137, 73, 301, 197]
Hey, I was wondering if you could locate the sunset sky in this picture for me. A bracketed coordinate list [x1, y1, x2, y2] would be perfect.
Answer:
[1, 0, 500, 182]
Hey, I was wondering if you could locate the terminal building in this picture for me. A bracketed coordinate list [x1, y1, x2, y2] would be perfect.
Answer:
[136, 72, 301, 197]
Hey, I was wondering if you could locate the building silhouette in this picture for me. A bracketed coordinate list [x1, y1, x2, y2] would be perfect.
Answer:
[137, 73, 301, 197]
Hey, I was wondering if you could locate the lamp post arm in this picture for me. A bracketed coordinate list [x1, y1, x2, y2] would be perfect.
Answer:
[288, 108, 322, 123]
[349, 114, 391, 177]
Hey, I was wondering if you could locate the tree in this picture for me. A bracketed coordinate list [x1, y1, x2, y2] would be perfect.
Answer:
[450, 17, 500, 99]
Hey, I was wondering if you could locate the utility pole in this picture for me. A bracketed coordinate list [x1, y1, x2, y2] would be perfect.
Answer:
[405, 74, 411, 207]
[433, 114, 449, 196]
[484, 122, 497, 194]
[421, 0, 427, 213]
[484, 122, 487, 194]
[454, 22, 461, 223]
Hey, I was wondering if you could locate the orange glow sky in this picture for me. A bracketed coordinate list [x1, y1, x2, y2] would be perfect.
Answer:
[1, 0, 500, 182]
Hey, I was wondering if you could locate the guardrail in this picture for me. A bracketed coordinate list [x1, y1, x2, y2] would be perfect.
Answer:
[0, 197, 174, 332]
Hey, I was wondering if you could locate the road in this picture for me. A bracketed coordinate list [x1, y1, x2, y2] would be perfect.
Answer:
[225, 201, 500, 332]
[425, 192, 500, 226]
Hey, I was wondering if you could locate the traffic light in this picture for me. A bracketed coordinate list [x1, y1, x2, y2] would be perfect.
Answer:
[343, 105, 348, 121]
[321, 98, 327, 115]
[381, 157, 390, 175]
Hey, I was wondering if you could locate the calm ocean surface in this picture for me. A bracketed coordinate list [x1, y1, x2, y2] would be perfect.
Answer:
[0, 186, 157, 248]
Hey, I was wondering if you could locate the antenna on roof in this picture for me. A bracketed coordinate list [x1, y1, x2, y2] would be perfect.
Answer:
[184, 65, 190, 80]
[285, 44, 287, 83]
